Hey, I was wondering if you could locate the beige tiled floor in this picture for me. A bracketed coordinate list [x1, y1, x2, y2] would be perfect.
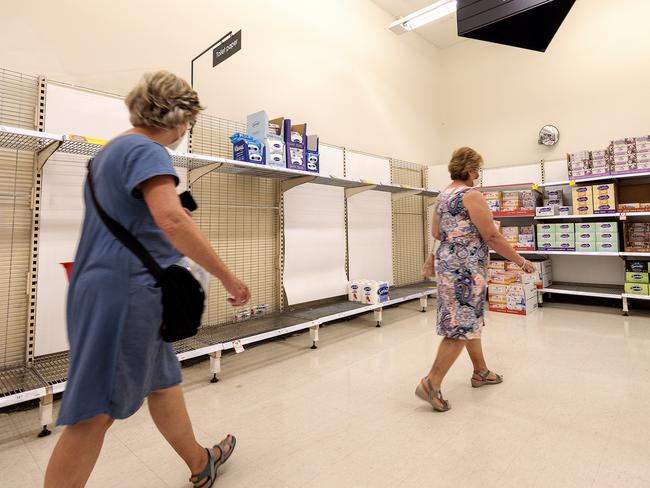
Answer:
[1, 301, 650, 487]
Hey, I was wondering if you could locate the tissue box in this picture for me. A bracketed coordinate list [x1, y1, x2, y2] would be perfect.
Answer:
[304, 134, 320, 173]
[536, 206, 558, 217]
[593, 183, 616, 214]
[572, 186, 593, 214]
[576, 232, 595, 243]
[483, 191, 501, 200]
[595, 222, 618, 232]
[537, 223, 556, 233]
[576, 241, 597, 252]
[559, 206, 573, 215]
[576, 223, 596, 232]
[488, 261, 507, 270]
[596, 232, 619, 243]
[537, 239, 556, 249]
[502, 227, 520, 239]
[556, 223, 575, 234]
[625, 283, 649, 295]
[362, 281, 390, 305]
[626, 260, 649, 272]
[596, 242, 619, 252]
[626, 272, 649, 284]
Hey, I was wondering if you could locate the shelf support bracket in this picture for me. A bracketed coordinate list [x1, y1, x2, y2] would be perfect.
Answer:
[37, 141, 62, 171]
[189, 163, 223, 185]
[345, 185, 377, 198]
[281, 176, 317, 192]
[425, 196, 437, 207]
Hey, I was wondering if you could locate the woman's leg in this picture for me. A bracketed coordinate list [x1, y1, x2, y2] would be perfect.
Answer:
[465, 338, 499, 380]
[426, 338, 466, 389]
[44, 414, 114, 488]
[147, 385, 233, 479]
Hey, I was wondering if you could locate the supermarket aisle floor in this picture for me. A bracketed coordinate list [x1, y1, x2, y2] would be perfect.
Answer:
[1, 301, 650, 487]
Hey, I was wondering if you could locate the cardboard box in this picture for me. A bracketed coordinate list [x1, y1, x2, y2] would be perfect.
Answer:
[594, 222, 618, 232]
[577, 241, 597, 252]
[536, 206, 558, 217]
[489, 294, 507, 305]
[502, 191, 522, 202]
[592, 149, 608, 160]
[482, 191, 502, 200]
[596, 232, 619, 243]
[559, 206, 573, 215]
[570, 169, 591, 178]
[556, 242, 575, 250]
[576, 223, 596, 232]
[537, 223, 556, 233]
[626, 260, 649, 272]
[626, 272, 650, 284]
[596, 242, 619, 252]
[569, 151, 590, 162]
[488, 284, 507, 296]
[502, 227, 520, 239]
[625, 283, 650, 295]
[537, 239, 556, 249]
[572, 185, 593, 208]
[488, 302, 508, 312]
[591, 159, 610, 168]
[556, 223, 575, 233]
[576, 232, 595, 243]
[490, 273, 519, 285]
[488, 261, 507, 270]
[537, 232, 555, 242]
[557, 233, 575, 243]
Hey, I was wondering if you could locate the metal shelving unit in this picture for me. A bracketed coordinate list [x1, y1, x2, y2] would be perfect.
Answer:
[0, 282, 436, 409]
[538, 170, 650, 188]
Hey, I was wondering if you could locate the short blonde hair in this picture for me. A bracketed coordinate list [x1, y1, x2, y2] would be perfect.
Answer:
[125, 71, 204, 129]
[448, 147, 483, 181]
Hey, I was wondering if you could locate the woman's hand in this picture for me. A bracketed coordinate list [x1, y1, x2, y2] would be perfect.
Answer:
[519, 258, 536, 274]
[223, 274, 251, 307]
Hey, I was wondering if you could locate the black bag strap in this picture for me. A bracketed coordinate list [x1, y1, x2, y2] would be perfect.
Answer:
[86, 158, 164, 280]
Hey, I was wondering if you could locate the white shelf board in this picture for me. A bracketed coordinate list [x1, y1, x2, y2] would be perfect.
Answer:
[539, 170, 650, 187]
[623, 294, 650, 301]
[0, 124, 440, 198]
[620, 252, 650, 257]
[535, 213, 620, 220]
[539, 284, 623, 299]
[538, 251, 621, 257]
[620, 212, 650, 219]
[490, 250, 541, 255]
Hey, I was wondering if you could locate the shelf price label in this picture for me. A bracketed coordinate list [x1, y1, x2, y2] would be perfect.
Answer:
[532, 184, 539, 190]
[569, 180, 576, 186]
[233, 340, 245, 354]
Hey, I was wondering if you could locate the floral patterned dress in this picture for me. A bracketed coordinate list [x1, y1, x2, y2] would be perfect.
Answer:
[435, 186, 489, 340]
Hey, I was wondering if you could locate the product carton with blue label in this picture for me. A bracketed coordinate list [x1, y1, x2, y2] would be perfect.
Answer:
[305, 134, 320, 173]
[230, 132, 264, 164]
[625, 283, 650, 295]
[247, 111, 286, 168]
[572, 185, 594, 215]
[596, 242, 619, 252]
[593, 183, 617, 214]
[362, 281, 390, 305]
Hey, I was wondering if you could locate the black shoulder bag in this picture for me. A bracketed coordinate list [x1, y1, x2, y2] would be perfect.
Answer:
[86, 159, 205, 342]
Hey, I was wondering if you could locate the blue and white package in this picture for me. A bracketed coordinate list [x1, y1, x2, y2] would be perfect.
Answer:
[230, 132, 264, 164]
[305, 134, 320, 173]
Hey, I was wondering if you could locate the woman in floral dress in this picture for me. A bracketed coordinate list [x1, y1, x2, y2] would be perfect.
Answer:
[415, 147, 535, 412]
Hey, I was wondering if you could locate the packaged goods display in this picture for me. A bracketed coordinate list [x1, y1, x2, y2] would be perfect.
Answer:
[347, 280, 389, 305]
[487, 262, 540, 315]
[592, 183, 617, 214]
[572, 185, 594, 215]
[624, 222, 650, 252]
[500, 224, 535, 249]
[482, 189, 541, 214]
[624, 260, 650, 295]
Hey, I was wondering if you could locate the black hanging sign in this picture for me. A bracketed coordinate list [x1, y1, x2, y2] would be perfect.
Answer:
[213, 30, 242, 67]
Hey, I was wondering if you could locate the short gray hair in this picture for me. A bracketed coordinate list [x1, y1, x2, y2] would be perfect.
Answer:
[125, 71, 204, 129]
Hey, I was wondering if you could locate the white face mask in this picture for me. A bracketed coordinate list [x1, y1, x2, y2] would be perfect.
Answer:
[166, 127, 184, 151]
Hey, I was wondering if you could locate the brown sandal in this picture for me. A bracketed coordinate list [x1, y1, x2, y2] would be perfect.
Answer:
[415, 378, 451, 412]
[471, 370, 503, 388]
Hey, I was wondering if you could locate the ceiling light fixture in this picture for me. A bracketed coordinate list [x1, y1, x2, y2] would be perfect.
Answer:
[389, 0, 457, 35]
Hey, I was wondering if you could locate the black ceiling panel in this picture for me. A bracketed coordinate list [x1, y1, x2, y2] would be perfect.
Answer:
[457, 0, 576, 52]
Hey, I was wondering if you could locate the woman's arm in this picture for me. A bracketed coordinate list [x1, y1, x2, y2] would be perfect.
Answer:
[431, 210, 441, 240]
[463, 190, 535, 272]
[140, 176, 251, 306]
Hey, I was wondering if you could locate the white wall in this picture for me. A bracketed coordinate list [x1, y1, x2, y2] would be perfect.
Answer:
[436, 0, 650, 168]
[1, 0, 441, 164]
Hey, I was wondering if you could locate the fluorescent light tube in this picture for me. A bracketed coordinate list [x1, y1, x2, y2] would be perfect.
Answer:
[389, 0, 457, 34]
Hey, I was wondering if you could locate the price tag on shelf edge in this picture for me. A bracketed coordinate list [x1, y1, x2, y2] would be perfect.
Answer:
[569, 180, 576, 186]
[532, 184, 539, 190]
[620, 213, 627, 221]
[233, 340, 245, 354]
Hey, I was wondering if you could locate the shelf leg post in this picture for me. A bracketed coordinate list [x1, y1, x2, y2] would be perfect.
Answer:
[537, 290, 544, 308]
[420, 296, 428, 312]
[374, 308, 383, 327]
[622, 296, 629, 316]
[38, 388, 53, 438]
[209, 351, 222, 383]
[309, 325, 319, 349]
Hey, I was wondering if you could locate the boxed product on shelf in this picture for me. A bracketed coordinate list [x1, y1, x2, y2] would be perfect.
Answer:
[594, 222, 618, 232]
[577, 241, 597, 252]
[483, 191, 501, 200]
[537, 223, 555, 233]
[596, 242, 619, 252]
[536, 205, 558, 217]
[230, 132, 264, 164]
[488, 284, 507, 296]
[625, 283, 650, 295]
[625, 271, 649, 284]
[576, 231, 595, 242]
[624, 222, 650, 251]
[502, 226, 520, 240]
[626, 260, 649, 273]
[556, 223, 574, 233]
[592, 149, 608, 160]
[596, 232, 618, 243]
[569, 150, 590, 162]
[361, 281, 390, 305]
[576, 223, 596, 232]
[572, 185, 594, 214]
[532, 260, 553, 288]
[305, 135, 320, 173]
[490, 273, 520, 285]
[488, 260, 507, 270]
[521, 190, 542, 210]
[592, 183, 617, 214]
[247, 111, 287, 168]
[537, 238, 556, 249]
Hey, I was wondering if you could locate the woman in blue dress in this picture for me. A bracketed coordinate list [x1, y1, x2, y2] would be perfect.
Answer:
[45, 71, 250, 488]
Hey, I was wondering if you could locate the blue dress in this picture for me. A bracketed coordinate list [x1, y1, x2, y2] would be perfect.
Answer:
[57, 134, 183, 425]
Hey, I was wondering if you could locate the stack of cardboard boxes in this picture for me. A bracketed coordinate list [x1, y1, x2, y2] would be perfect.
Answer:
[487, 260, 550, 315]
[625, 260, 650, 295]
[575, 222, 620, 253]
[609, 136, 650, 175]
[483, 190, 541, 215]
[536, 189, 572, 217]
[537, 223, 576, 250]
[501, 225, 535, 250]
